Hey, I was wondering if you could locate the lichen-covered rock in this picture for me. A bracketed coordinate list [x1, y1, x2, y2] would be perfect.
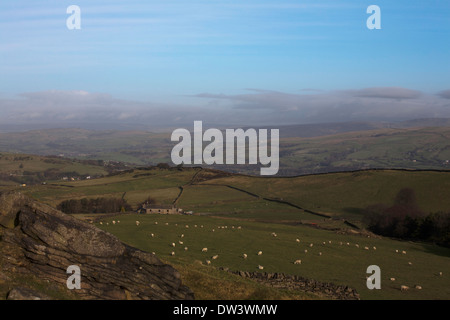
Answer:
[7, 286, 52, 300]
[0, 191, 194, 300]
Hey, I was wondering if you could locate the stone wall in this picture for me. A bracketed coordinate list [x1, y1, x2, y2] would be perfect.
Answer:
[220, 268, 360, 300]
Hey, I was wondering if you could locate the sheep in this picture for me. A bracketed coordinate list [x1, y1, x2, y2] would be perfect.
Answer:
[328, 240, 332, 244]
[415, 285, 422, 290]
[408, 262, 413, 266]
[346, 242, 350, 246]
[402, 250, 407, 254]
[294, 259, 302, 265]
[184, 247, 188, 251]
[212, 255, 219, 260]
[257, 251, 263, 256]
[309, 243, 313, 247]
[395, 249, 399, 253]
[296, 239, 301, 243]
[202, 248, 208, 253]
[185, 225, 189, 228]
[117, 220, 120, 223]
[355, 244, 359, 248]
[106, 222, 109, 226]
[258, 265, 264, 270]
[171, 242, 176, 247]
[373, 246, 376, 250]
[364, 246, 369, 250]
[179, 241, 184, 245]
[112, 220, 116, 225]
[318, 252, 322, 256]
[322, 241, 326, 245]
[242, 254, 247, 259]
[170, 251, 175, 256]
[237, 226, 241, 229]
[180, 234, 184, 238]
[271, 232, 277, 237]
[390, 278, 396, 281]
[154, 222, 158, 225]
[400, 285, 409, 292]
[150, 233, 155, 237]
[304, 249, 308, 254]
[99, 222, 103, 225]
[205, 260, 211, 265]
[439, 272, 443, 276]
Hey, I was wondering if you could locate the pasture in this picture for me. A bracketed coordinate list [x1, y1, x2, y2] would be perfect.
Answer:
[95, 213, 450, 300]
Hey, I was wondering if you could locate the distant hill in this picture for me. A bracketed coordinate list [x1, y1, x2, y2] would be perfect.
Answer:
[1, 118, 450, 176]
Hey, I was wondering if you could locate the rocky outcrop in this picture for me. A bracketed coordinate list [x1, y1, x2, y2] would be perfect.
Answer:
[0, 191, 194, 300]
[221, 268, 360, 300]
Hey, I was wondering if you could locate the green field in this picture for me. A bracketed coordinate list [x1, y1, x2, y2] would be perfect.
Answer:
[18, 166, 450, 300]
[95, 213, 450, 300]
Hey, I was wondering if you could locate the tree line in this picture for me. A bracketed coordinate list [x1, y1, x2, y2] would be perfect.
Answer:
[363, 188, 450, 247]
[57, 197, 132, 214]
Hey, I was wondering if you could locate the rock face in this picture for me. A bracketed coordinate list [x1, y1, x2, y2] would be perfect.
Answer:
[0, 191, 194, 300]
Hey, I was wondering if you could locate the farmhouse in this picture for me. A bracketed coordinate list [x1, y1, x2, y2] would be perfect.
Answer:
[141, 204, 183, 215]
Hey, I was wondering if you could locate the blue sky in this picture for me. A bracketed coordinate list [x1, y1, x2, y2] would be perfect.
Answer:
[0, 0, 449, 128]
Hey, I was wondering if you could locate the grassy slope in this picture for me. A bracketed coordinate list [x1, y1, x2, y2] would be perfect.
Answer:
[21, 167, 450, 300]
[95, 213, 450, 300]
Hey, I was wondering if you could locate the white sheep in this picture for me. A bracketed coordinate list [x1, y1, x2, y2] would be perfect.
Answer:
[318, 252, 322, 256]
[205, 260, 211, 265]
[171, 242, 176, 247]
[400, 285, 409, 292]
[271, 232, 277, 237]
[180, 234, 184, 238]
[179, 241, 184, 245]
[170, 251, 175, 256]
[364, 246, 369, 250]
[212, 255, 219, 260]
[112, 220, 116, 225]
[296, 239, 301, 243]
[202, 248, 208, 253]
[99, 222, 103, 225]
[402, 250, 407, 254]
[257, 251, 263, 256]
[415, 285, 422, 290]
[184, 247, 188, 251]
[294, 259, 302, 265]
[304, 249, 308, 253]
[309, 243, 313, 247]
[243, 254, 247, 259]
[150, 233, 154, 237]
[258, 265, 264, 270]
[390, 278, 396, 281]
[135, 221, 140, 226]
[154, 221, 158, 225]
[373, 246, 376, 250]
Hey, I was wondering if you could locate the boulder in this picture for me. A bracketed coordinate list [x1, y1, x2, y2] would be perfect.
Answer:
[0, 191, 194, 300]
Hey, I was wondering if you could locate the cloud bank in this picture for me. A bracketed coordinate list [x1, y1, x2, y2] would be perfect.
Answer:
[1, 87, 450, 131]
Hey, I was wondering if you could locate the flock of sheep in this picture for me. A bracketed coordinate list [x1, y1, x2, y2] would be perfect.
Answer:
[98, 218, 444, 294]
